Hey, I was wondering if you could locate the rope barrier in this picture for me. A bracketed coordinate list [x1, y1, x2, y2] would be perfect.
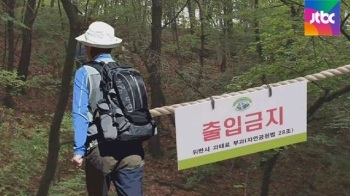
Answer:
[149, 64, 350, 117]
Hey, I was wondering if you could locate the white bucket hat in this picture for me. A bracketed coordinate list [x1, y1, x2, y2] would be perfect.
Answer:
[75, 21, 122, 49]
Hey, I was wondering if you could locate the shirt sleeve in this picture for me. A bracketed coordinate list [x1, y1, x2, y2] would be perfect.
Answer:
[72, 67, 90, 157]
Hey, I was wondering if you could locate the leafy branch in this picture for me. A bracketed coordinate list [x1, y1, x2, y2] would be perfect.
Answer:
[308, 84, 350, 120]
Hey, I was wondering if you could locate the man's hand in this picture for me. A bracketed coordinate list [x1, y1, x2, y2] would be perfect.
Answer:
[71, 155, 84, 168]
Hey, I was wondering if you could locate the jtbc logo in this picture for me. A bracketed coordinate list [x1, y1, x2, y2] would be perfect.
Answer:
[310, 11, 335, 24]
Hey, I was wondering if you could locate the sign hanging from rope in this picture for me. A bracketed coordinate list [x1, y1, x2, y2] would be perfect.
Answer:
[174, 81, 308, 170]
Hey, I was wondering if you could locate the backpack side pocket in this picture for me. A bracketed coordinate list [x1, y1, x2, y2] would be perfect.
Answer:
[96, 102, 119, 141]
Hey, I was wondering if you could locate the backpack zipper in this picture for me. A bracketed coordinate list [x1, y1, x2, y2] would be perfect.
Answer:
[130, 72, 143, 109]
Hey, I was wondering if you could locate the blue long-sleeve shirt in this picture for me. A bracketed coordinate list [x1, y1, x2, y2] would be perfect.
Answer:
[72, 54, 115, 156]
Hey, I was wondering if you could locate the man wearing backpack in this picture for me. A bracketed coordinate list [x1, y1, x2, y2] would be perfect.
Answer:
[71, 21, 156, 196]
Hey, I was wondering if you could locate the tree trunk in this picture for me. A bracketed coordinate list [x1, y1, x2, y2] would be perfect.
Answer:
[221, 0, 232, 73]
[167, 2, 176, 40]
[147, 0, 164, 158]
[193, 0, 204, 87]
[187, 0, 195, 35]
[260, 152, 280, 196]
[2, 0, 16, 108]
[2, 16, 7, 68]
[167, 1, 183, 69]
[254, 0, 262, 60]
[224, 0, 234, 57]
[17, 0, 39, 85]
[202, 0, 211, 20]
[35, 0, 80, 195]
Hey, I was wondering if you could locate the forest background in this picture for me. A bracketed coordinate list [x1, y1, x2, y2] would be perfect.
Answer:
[2, 0, 350, 195]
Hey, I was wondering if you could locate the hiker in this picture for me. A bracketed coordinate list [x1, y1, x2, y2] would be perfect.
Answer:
[71, 21, 155, 196]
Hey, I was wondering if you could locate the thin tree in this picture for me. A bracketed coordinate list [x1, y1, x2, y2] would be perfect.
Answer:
[35, 0, 81, 195]
[17, 0, 42, 86]
[221, 0, 233, 72]
[187, 0, 195, 35]
[2, 0, 16, 108]
[146, 0, 165, 158]
[193, 0, 205, 88]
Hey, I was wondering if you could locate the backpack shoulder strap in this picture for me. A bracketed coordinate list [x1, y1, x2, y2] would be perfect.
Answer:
[85, 60, 104, 73]
[83, 66, 99, 99]
[82, 62, 104, 121]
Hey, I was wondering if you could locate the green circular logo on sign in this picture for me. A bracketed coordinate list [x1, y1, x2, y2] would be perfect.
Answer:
[233, 97, 252, 111]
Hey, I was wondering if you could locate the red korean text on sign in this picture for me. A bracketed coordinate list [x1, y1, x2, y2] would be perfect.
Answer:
[245, 112, 263, 132]
[224, 116, 242, 137]
[202, 121, 221, 142]
[266, 106, 284, 126]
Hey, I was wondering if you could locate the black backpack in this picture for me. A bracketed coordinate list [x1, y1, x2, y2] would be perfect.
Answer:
[87, 60, 157, 142]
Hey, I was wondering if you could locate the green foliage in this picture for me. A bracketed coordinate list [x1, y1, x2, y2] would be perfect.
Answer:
[0, 69, 63, 96]
[232, 183, 245, 189]
[229, 1, 350, 92]
[60, 113, 74, 142]
[0, 108, 49, 195]
[32, 7, 67, 72]
[49, 169, 86, 196]
[162, 41, 178, 54]
[179, 34, 199, 49]
[1, 13, 29, 29]
[0, 70, 27, 90]
[184, 164, 219, 188]
[27, 74, 61, 93]
[324, 98, 350, 131]
[0, 107, 79, 196]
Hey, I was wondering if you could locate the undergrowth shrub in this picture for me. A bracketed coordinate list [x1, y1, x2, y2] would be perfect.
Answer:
[0, 107, 48, 195]
[183, 164, 219, 188]
[0, 107, 86, 195]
